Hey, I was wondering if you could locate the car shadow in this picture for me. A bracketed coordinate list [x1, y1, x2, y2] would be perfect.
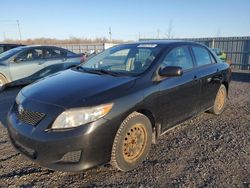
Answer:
[231, 71, 250, 83]
[0, 166, 47, 179]
[0, 86, 23, 127]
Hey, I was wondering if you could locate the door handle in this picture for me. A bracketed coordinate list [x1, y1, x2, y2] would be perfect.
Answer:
[207, 77, 212, 82]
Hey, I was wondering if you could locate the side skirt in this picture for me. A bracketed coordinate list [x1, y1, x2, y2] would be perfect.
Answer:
[154, 107, 213, 143]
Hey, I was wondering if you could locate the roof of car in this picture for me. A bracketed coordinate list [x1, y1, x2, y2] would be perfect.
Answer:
[20, 45, 59, 48]
[14, 45, 76, 54]
[125, 40, 203, 46]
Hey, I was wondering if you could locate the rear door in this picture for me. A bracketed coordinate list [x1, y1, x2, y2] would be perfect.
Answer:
[191, 45, 222, 111]
[157, 45, 201, 132]
[39, 47, 71, 77]
[9, 47, 45, 83]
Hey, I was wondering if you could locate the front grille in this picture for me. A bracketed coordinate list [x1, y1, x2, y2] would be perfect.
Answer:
[14, 103, 45, 126]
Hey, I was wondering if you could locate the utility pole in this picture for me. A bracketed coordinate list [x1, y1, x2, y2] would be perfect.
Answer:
[167, 20, 173, 39]
[3, 32, 6, 41]
[0, 20, 22, 42]
[109, 27, 112, 43]
[157, 29, 160, 39]
[16, 20, 22, 42]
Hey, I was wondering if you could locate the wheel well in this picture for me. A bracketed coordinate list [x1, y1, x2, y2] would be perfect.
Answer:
[222, 81, 229, 93]
[136, 109, 158, 144]
[136, 109, 156, 129]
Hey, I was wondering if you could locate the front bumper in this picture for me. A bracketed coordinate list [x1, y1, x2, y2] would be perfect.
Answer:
[7, 98, 121, 171]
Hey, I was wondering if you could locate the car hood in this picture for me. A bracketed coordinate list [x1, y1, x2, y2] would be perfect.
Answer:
[21, 69, 136, 108]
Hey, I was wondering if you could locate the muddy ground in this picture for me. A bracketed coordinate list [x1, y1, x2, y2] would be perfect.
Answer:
[0, 71, 250, 188]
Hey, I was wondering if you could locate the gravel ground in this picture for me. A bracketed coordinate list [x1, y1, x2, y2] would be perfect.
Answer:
[0, 71, 250, 188]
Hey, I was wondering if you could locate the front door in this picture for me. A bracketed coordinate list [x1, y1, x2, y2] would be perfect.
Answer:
[9, 47, 44, 83]
[157, 46, 201, 132]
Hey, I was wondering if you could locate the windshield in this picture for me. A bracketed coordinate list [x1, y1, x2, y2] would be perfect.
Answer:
[80, 44, 163, 76]
[0, 47, 24, 60]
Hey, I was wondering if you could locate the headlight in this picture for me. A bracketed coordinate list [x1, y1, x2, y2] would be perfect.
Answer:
[51, 103, 113, 129]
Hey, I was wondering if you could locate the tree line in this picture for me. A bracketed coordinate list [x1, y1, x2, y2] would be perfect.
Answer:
[2, 37, 126, 45]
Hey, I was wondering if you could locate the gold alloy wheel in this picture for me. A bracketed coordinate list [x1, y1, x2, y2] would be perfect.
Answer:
[122, 124, 147, 163]
[216, 88, 226, 111]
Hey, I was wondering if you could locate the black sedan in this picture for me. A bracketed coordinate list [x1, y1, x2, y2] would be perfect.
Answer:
[0, 43, 25, 54]
[7, 41, 231, 172]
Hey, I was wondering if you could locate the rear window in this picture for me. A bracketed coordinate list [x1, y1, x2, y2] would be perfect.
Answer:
[66, 50, 76, 57]
[192, 46, 212, 66]
[44, 48, 67, 59]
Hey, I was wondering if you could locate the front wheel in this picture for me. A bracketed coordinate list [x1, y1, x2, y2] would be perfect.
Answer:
[209, 84, 227, 115]
[111, 112, 152, 171]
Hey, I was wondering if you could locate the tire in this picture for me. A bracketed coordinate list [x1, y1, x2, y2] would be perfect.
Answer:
[111, 112, 152, 171]
[0, 75, 7, 92]
[209, 84, 227, 115]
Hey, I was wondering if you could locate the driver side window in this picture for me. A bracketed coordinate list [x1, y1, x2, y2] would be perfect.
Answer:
[161, 46, 194, 71]
[15, 48, 43, 63]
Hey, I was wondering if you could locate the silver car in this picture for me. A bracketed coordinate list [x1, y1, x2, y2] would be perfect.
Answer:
[0, 45, 82, 91]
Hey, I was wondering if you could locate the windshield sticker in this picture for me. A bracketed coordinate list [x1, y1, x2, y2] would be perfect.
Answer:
[137, 44, 158, 48]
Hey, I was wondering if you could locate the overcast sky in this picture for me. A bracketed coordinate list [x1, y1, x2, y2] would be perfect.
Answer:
[1, 0, 250, 41]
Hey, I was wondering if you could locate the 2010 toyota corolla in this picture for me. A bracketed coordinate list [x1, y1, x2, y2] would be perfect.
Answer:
[7, 41, 231, 172]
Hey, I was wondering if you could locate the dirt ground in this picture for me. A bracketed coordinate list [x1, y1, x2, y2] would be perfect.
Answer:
[0, 71, 250, 188]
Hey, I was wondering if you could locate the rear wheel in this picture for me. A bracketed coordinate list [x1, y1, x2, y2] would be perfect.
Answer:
[111, 112, 152, 171]
[0, 75, 7, 92]
[209, 84, 227, 115]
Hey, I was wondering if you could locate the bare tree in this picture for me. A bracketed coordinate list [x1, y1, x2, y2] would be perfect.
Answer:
[1, 37, 126, 45]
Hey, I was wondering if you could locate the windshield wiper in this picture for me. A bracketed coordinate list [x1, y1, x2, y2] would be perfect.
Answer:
[76, 67, 122, 77]
[76, 67, 103, 75]
[98, 69, 122, 77]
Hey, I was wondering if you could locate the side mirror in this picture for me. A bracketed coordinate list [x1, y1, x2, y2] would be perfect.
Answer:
[15, 58, 24, 63]
[159, 66, 183, 77]
[9, 58, 16, 63]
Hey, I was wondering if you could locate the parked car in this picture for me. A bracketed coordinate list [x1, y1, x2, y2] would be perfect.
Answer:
[7, 41, 231, 172]
[0, 43, 25, 54]
[211, 48, 227, 61]
[0, 45, 82, 91]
